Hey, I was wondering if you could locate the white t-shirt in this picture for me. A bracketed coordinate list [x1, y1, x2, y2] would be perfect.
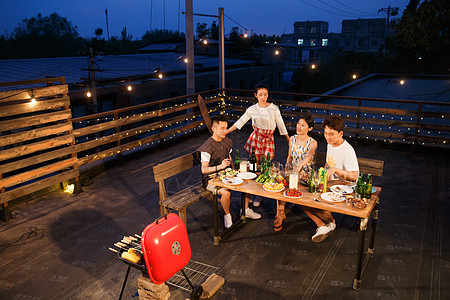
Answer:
[326, 140, 359, 178]
[233, 103, 288, 135]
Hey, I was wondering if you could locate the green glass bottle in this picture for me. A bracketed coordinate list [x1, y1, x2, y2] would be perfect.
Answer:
[266, 152, 271, 168]
[261, 154, 266, 173]
[308, 169, 315, 193]
[365, 174, 373, 198]
[234, 149, 240, 170]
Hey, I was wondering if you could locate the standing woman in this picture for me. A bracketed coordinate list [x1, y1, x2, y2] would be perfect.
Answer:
[226, 83, 290, 206]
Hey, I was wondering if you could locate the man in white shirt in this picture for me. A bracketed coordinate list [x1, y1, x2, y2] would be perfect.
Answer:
[303, 116, 359, 242]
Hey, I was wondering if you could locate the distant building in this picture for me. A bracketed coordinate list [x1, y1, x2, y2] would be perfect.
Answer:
[339, 18, 386, 52]
[293, 21, 329, 47]
[278, 21, 330, 69]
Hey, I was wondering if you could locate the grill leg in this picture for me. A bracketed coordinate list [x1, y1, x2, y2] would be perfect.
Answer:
[118, 265, 131, 300]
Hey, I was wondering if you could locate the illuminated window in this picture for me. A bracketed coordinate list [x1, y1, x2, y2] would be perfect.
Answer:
[297, 39, 304, 45]
[310, 39, 316, 46]
[322, 39, 328, 47]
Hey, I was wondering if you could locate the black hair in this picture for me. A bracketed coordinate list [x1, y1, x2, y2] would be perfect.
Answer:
[254, 82, 269, 94]
[298, 112, 314, 129]
[323, 115, 344, 132]
[211, 114, 228, 126]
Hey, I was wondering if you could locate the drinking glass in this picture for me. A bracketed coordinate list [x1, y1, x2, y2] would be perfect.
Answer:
[313, 173, 321, 199]
[240, 159, 248, 173]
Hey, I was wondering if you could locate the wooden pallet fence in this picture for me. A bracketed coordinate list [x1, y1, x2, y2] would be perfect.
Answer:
[0, 78, 79, 205]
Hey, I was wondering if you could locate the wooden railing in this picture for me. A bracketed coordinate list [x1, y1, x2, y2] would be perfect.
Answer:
[71, 92, 224, 167]
[1, 81, 448, 210]
[222, 89, 450, 146]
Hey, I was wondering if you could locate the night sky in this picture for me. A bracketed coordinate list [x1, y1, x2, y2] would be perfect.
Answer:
[1, 0, 409, 39]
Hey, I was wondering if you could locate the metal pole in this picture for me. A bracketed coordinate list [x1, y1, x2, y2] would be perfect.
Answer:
[218, 7, 225, 95]
[185, 0, 195, 96]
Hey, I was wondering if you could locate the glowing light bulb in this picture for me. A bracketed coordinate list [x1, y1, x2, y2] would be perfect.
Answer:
[30, 98, 36, 104]
[243, 33, 248, 38]
[127, 85, 132, 91]
[184, 58, 188, 63]
[352, 74, 357, 79]
[311, 64, 316, 69]
[203, 40, 208, 45]
[275, 50, 280, 55]
[400, 80, 405, 85]
[86, 91, 92, 97]
[158, 73, 163, 79]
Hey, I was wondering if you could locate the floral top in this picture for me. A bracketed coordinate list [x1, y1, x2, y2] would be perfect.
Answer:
[290, 135, 315, 172]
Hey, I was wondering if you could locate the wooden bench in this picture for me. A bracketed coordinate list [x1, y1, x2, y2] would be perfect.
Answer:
[153, 152, 212, 226]
[315, 151, 384, 177]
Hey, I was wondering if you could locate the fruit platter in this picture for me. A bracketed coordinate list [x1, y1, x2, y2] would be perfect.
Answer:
[263, 181, 285, 192]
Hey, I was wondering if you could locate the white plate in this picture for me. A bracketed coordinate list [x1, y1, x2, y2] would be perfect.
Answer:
[330, 185, 353, 194]
[262, 184, 285, 193]
[237, 172, 257, 180]
[222, 177, 243, 185]
[321, 192, 347, 203]
[283, 190, 303, 199]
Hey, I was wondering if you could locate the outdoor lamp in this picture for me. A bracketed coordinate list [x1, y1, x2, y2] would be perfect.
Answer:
[127, 85, 132, 91]
[275, 50, 280, 55]
[86, 90, 92, 97]
[311, 64, 316, 69]
[352, 74, 357, 79]
[184, 58, 188, 63]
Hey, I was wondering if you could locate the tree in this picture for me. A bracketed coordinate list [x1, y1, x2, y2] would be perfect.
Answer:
[394, 0, 450, 73]
[121, 27, 133, 41]
[94, 28, 103, 38]
[229, 27, 240, 41]
[209, 21, 218, 40]
[196, 22, 208, 39]
[2, 12, 84, 58]
[141, 29, 185, 43]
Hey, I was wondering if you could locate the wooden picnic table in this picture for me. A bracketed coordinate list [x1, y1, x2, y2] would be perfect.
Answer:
[209, 176, 382, 290]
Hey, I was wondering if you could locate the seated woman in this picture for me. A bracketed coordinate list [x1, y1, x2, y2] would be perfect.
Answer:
[274, 112, 317, 231]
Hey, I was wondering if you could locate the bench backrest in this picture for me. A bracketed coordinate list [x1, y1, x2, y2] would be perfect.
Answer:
[153, 152, 201, 183]
[315, 151, 384, 177]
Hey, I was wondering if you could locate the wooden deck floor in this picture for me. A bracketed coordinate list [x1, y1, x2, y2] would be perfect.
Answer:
[0, 127, 449, 300]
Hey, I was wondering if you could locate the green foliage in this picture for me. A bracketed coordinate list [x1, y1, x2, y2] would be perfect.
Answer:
[1, 12, 85, 58]
[196, 22, 208, 39]
[141, 29, 185, 43]
[393, 0, 449, 73]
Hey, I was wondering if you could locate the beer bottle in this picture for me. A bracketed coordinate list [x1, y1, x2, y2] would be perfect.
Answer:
[308, 169, 315, 193]
[234, 149, 240, 170]
[355, 175, 363, 199]
[261, 154, 266, 173]
[365, 174, 373, 198]
[249, 147, 257, 172]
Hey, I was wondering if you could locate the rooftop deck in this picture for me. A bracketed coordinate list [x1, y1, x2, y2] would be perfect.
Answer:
[0, 126, 449, 300]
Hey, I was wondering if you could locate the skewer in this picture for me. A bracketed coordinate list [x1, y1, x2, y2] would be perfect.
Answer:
[109, 247, 119, 253]
[135, 234, 141, 239]
[121, 239, 141, 248]
[114, 242, 128, 250]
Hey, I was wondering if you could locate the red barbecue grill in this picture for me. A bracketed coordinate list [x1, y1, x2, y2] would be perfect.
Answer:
[114, 213, 204, 300]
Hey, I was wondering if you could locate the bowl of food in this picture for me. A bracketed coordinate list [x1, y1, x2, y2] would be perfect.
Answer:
[346, 195, 369, 209]
[219, 167, 238, 180]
